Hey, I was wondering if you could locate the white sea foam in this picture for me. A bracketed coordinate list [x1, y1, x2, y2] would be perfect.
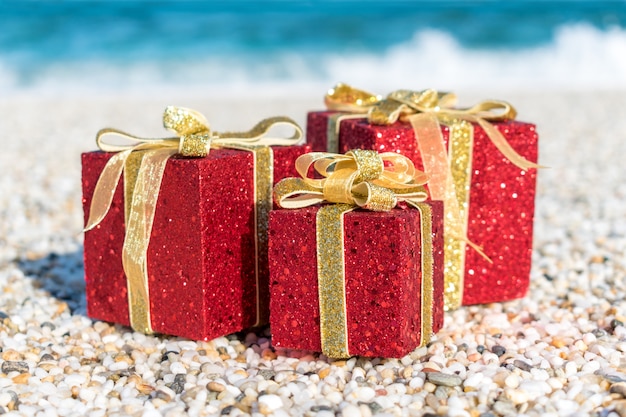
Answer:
[326, 24, 626, 93]
[2, 23, 625, 97]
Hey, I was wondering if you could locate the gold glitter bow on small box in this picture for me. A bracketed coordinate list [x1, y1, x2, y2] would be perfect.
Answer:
[323, 83, 541, 310]
[84, 106, 303, 334]
[274, 149, 436, 358]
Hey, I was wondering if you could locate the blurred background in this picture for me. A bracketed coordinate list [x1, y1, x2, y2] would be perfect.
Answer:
[1, 0, 625, 97]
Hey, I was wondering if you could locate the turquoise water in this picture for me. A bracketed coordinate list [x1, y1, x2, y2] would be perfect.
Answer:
[1, 0, 625, 92]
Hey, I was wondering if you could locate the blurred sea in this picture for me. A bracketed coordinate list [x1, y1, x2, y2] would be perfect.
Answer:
[1, 0, 625, 95]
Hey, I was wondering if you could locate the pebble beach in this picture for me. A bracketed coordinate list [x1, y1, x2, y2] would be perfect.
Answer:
[1, 90, 626, 417]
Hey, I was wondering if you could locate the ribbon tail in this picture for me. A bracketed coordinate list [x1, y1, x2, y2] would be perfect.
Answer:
[408, 114, 465, 246]
[408, 114, 449, 201]
[409, 113, 469, 311]
[84, 150, 132, 232]
[471, 116, 543, 171]
[121, 148, 176, 334]
[465, 239, 492, 264]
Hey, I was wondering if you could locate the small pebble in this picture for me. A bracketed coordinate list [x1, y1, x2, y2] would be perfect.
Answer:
[434, 385, 454, 399]
[311, 405, 334, 412]
[1, 361, 29, 374]
[258, 369, 276, 380]
[258, 394, 283, 415]
[611, 382, 626, 398]
[39, 354, 55, 362]
[427, 372, 462, 387]
[362, 402, 382, 414]
[491, 345, 506, 357]
[492, 400, 517, 416]
[614, 400, 626, 417]
[513, 359, 533, 372]
[505, 374, 520, 389]
[207, 382, 226, 392]
[341, 404, 361, 417]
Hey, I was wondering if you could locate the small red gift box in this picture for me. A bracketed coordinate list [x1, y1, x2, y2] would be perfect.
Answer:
[307, 85, 539, 309]
[82, 107, 309, 340]
[269, 204, 444, 358]
[269, 150, 444, 358]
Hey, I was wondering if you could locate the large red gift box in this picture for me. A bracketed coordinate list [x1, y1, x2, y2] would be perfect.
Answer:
[268, 202, 444, 358]
[82, 144, 309, 341]
[307, 101, 538, 308]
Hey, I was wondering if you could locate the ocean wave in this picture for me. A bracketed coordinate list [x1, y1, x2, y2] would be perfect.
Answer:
[2, 23, 625, 96]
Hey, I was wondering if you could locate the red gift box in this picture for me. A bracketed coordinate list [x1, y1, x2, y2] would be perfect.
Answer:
[269, 203, 444, 358]
[307, 88, 538, 308]
[82, 108, 309, 340]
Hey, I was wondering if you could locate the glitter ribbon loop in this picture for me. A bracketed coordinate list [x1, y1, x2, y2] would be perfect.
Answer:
[85, 106, 303, 334]
[274, 150, 429, 211]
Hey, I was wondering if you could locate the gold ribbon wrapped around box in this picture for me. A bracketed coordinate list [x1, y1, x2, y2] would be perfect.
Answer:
[274, 149, 438, 358]
[84, 106, 302, 334]
[317, 83, 541, 310]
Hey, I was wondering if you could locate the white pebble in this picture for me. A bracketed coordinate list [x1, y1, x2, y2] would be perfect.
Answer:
[409, 377, 424, 390]
[463, 373, 483, 389]
[351, 387, 375, 402]
[79, 388, 97, 402]
[581, 361, 600, 373]
[325, 391, 343, 404]
[169, 362, 187, 375]
[507, 388, 529, 405]
[505, 374, 520, 389]
[64, 374, 87, 387]
[547, 378, 564, 390]
[565, 361, 578, 377]
[258, 394, 283, 414]
[341, 404, 361, 417]
[447, 396, 469, 414]
[0, 393, 12, 407]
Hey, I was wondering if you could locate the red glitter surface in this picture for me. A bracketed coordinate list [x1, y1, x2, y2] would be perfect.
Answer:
[307, 111, 538, 306]
[82, 145, 309, 340]
[268, 202, 444, 358]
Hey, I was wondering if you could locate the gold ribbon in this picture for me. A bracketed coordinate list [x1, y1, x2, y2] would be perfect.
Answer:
[84, 106, 303, 334]
[324, 83, 540, 310]
[274, 150, 434, 358]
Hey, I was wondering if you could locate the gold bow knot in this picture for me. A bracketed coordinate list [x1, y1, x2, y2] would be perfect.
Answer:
[85, 106, 303, 334]
[274, 149, 429, 212]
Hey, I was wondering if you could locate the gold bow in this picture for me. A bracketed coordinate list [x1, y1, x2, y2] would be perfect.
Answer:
[324, 83, 541, 310]
[274, 150, 434, 358]
[274, 149, 429, 211]
[325, 83, 537, 170]
[84, 106, 303, 334]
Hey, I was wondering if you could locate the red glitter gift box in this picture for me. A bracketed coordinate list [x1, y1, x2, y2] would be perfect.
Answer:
[307, 86, 539, 308]
[82, 108, 309, 340]
[269, 203, 444, 358]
